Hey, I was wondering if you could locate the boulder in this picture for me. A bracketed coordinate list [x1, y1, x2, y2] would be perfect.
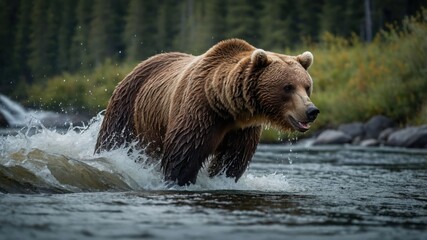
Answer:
[364, 115, 396, 139]
[338, 122, 365, 139]
[313, 130, 352, 145]
[386, 125, 427, 148]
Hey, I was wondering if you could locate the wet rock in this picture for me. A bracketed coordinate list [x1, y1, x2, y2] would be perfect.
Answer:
[0, 112, 8, 127]
[378, 128, 396, 143]
[313, 130, 352, 145]
[364, 115, 396, 139]
[386, 125, 427, 148]
[338, 122, 365, 138]
[360, 139, 380, 147]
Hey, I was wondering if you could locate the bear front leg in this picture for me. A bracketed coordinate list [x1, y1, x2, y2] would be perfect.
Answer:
[208, 126, 261, 181]
[161, 115, 224, 186]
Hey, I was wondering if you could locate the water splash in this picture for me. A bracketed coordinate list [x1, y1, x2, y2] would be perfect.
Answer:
[0, 94, 85, 127]
[0, 113, 292, 193]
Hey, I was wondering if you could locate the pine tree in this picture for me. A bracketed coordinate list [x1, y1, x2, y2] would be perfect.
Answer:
[343, 0, 364, 38]
[70, 0, 93, 71]
[0, 0, 20, 89]
[58, 0, 77, 72]
[296, 0, 322, 43]
[46, 0, 61, 76]
[319, 0, 346, 36]
[226, 0, 261, 46]
[188, 1, 207, 53]
[206, 0, 227, 45]
[260, 0, 288, 50]
[88, 0, 125, 66]
[156, 0, 180, 53]
[124, 0, 159, 61]
[28, 0, 54, 81]
[13, 0, 32, 83]
[173, 0, 195, 52]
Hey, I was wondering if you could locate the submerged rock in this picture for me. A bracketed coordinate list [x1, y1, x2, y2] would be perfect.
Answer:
[313, 130, 352, 145]
[386, 125, 427, 148]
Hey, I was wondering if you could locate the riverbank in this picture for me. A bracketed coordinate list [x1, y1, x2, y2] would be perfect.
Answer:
[309, 115, 427, 148]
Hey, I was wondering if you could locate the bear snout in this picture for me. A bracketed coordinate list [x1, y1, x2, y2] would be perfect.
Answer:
[306, 105, 320, 122]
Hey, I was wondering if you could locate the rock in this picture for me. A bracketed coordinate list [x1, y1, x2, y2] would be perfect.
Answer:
[364, 115, 396, 139]
[338, 122, 365, 139]
[386, 125, 427, 148]
[0, 112, 8, 127]
[360, 139, 380, 147]
[313, 130, 352, 145]
[378, 128, 396, 143]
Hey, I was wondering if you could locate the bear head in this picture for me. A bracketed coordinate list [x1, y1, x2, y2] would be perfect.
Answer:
[243, 48, 319, 133]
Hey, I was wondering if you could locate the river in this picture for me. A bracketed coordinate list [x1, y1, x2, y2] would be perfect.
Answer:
[0, 116, 426, 240]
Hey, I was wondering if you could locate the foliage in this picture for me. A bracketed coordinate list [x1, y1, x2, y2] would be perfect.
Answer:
[26, 60, 134, 114]
[309, 9, 427, 129]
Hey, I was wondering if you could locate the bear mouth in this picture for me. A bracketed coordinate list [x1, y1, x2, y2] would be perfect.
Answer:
[288, 116, 311, 132]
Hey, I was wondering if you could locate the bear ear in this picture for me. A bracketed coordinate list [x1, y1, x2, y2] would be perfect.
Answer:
[251, 49, 270, 68]
[296, 51, 314, 70]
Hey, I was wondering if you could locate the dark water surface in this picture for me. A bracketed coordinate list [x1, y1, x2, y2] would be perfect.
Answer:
[0, 124, 426, 239]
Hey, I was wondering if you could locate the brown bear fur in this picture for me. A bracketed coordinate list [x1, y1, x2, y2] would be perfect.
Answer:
[95, 39, 318, 186]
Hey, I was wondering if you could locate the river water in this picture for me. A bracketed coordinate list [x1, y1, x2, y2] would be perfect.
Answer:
[0, 116, 426, 240]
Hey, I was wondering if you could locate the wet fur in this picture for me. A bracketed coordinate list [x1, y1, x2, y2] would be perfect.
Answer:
[95, 39, 314, 186]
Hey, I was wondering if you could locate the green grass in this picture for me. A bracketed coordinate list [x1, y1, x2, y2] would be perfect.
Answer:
[21, 9, 427, 141]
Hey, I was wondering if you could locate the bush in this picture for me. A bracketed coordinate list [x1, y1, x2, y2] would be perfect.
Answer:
[308, 8, 427, 129]
[25, 59, 135, 114]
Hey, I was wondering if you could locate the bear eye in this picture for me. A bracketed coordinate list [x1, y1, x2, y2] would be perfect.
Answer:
[284, 84, 294, 93]
[305, 86, 311, 95]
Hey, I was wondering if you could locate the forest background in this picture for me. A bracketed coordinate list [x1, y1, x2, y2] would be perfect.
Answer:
[0, 0, 426, 138]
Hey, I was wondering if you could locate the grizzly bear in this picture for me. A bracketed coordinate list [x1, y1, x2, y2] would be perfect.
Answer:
[95, 39, 319, 186]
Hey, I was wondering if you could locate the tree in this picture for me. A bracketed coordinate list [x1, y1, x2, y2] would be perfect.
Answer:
[88, 0, 126, 66]
[13, 0, 32, 84]
[58, 0, 77, 72]
[226, 0, 261, 46]
[173, 0, 195, 52]
[343, 0, 364, 38]
[297, 0, 322, 43]
[28, 0, 56, 81]
[0, 0, 20, 90]
[124, 0, 159, 61]
[194, 0, 227, 51]
[260, 0, 299, 50]
[319, 0, 346, 36]
[70, 0, 93, 71]
[156, 0, 180, 53]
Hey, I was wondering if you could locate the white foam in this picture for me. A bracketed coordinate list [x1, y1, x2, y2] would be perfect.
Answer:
[1, 112, 293, 192]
